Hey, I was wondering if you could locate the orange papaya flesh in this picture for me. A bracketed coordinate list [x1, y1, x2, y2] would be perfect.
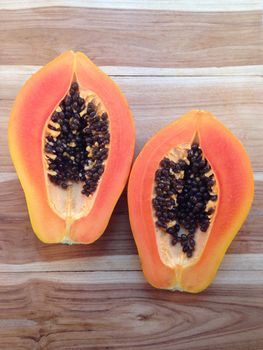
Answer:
[128, 110, 254, 293]
[9, 51, 135, 244]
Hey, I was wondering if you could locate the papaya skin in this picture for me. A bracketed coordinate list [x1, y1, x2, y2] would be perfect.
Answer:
[9, 51, 135, 244]
[128, 110, 254, 293]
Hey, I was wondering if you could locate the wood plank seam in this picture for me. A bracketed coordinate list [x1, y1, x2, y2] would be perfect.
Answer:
[1, 65, 263, 77]
[0, 0, 261, 11]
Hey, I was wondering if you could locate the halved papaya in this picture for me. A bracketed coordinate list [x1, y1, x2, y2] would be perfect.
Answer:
[9, 51, 135, 244]
[128, 110, 253, 293]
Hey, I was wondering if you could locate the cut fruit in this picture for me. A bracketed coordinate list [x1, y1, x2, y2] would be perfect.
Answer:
[128, 110, 254, 293]
[9, 51, 135, 244]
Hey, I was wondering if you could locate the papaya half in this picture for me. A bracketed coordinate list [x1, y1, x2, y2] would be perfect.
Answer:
[8, 51, 135, 244]
[128, 110, 254, 293]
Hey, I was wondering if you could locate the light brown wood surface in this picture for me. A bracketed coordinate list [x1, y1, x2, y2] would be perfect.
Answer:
[1, 1, 263, 349]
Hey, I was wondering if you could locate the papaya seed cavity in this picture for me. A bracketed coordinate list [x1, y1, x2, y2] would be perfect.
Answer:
[153, 142, 217, 258]
[44, 82, 110, 197]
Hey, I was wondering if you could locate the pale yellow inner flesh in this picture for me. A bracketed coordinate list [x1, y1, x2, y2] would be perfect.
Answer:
[43, 87, 109, 241]
[153, 143, 217, 268]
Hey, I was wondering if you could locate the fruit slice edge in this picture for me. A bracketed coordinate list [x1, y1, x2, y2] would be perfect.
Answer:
[128, 110, 254, 292]
[71, 52, 135, 243]
[9, 51, 135, 244]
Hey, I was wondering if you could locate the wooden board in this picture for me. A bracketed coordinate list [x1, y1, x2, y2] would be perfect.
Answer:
[0, 1, 263, 349]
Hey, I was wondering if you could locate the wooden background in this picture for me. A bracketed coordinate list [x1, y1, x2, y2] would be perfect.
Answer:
[0, 1, 263, 349]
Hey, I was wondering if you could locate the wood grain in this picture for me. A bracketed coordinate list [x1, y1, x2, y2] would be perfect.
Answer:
[1, 1, 263, 349]
[1, 7, 263, 67]
[0, 281, 262, 350]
